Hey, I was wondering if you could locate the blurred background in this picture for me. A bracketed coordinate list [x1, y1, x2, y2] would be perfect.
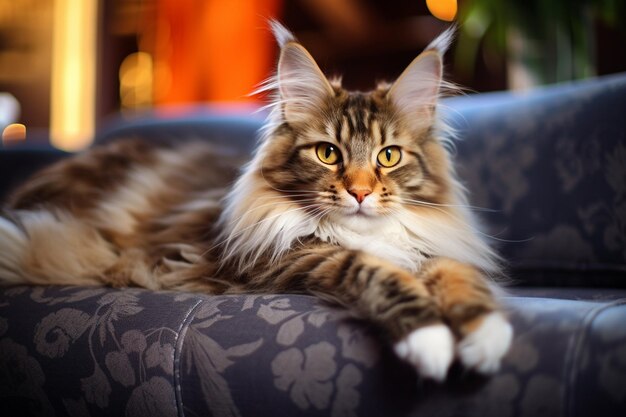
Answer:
[0, 0, 624, 151]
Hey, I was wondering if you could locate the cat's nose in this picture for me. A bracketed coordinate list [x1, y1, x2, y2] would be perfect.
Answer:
[349, 188, 372, 204]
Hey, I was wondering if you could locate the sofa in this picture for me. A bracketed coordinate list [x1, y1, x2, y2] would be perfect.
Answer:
[1, 73, 625, 417]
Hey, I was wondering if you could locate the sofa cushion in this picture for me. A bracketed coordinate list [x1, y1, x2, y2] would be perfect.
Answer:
[447, 73, 626, 286]
[1, 285, 625, 417]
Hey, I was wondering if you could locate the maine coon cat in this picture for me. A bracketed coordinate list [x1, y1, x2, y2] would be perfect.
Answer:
[0, 23, 512, 381]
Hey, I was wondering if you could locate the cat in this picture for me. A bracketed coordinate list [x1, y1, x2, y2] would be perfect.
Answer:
[0, 22, 512, 381]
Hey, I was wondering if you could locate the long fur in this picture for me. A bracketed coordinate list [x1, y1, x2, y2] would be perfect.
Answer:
[0, 22, 512, 379]
[219, 24, 499, 277]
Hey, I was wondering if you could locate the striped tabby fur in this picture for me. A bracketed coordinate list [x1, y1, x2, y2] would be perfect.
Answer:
[0, 23, 512, 380]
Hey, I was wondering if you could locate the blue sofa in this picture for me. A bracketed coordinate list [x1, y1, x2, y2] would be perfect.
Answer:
[1, 73, 625, 417]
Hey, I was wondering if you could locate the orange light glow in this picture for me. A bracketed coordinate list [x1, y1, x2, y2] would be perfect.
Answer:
[426, 0, 457, 22]
[119, 52, 154, 110]
[151, 0, 282, 105]
[2, 123, 26, 143]
[50, 0, 98, 151]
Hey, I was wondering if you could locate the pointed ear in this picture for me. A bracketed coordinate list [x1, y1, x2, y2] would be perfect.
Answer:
[277, 42, 334, 125]
[387, 51, 443, 130]
[388, 27, 454, 131]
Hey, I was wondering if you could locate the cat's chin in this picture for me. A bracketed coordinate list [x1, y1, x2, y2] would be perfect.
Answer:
[339, 203, 379, 218]
[328, 210, 385, 232]
[349, 209, 377, 218]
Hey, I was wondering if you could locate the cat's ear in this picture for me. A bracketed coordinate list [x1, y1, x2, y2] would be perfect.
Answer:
[271, 22, 333, 125]
[388, 27, 454, 131]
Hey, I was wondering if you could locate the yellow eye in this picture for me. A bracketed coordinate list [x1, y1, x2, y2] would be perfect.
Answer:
[377, 146, 402, 167]
[316, 143, 341, 165]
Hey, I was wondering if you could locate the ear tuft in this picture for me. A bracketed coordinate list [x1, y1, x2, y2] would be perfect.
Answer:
[424, 25, 456, 55]
[388, 27, 455, 131]
[270, 20, 296, 47]
[277, 42, 333, 125]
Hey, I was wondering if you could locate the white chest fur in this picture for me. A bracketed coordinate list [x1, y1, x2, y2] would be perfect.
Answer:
[314, 214, 426, 272]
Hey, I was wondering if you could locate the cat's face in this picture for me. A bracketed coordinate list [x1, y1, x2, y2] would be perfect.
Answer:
[259, 32, 453, 224]
[221, 25, 484, 272]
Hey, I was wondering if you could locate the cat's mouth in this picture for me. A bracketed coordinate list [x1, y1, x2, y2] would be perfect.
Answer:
[331, 194, 381, 218]
[343, 204, 378, 218]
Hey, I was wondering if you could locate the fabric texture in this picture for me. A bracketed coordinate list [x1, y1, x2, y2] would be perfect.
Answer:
[447, 74, 626, 286]
[1, 286, 625, 417]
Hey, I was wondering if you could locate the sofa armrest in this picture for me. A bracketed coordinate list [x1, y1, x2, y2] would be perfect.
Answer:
[1, 285, 625, 417]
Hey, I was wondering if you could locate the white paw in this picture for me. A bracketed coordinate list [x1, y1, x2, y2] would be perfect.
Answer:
[458, 312, 513, 374]
[394, 324, 455, 382]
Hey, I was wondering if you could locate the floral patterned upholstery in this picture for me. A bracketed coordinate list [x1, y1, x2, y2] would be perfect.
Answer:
[448, 74, 626, 287]
[1, 286, 625, 417]
[1, 73, 626, 416]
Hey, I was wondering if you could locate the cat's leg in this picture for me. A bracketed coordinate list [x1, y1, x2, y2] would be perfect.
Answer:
[419, 258, 513, 374]
[253, 246, 454, 381]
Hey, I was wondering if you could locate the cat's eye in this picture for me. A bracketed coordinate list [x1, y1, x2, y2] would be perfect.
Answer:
[377, 146, 402, 168]
[316, 143, 341, 165]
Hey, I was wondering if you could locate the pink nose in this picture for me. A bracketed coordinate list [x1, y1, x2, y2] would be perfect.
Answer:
[349, 188, 372, 204]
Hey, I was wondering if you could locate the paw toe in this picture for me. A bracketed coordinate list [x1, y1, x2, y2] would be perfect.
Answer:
[458, 312, 513, 374]
[394, 324, 455, 381]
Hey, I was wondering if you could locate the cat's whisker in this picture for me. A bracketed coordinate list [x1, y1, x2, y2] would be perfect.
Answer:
[209, 203, 324, 257]
[388, 206, 478, 238]
[220, 184, 327, 228]
[399, 198, 498, 213]
[393, 205, 523, 244]
[399, 201, 526, 243]
[226, 204, 314, 241]
[270, 206, 332, 265]
[257, 192, 321, 199]
[192, 194, 318, 244]
[220, 204, 332, 267]
[225, 198, 321, 226]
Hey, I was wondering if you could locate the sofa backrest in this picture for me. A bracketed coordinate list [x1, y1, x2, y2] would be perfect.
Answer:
[97, 109, 263, 153]
[447, 73, 626, 286]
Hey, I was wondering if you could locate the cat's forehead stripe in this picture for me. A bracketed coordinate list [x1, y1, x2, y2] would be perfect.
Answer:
[350, 96, 367, 134]
[370, 119, 382, 144]
[379, 122, 387, 145]
[335, 93, 385, 143]
[340, 115, 351, 143]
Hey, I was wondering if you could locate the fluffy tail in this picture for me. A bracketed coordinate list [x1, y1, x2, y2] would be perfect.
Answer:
[0, 209, 118, 286]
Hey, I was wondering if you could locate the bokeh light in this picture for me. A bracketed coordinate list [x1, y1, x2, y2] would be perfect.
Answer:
[426, 0, 457, 22]
[2, 123, 26, 144]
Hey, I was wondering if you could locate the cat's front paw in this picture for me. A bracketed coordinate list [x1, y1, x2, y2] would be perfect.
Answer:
[394, 323, 455, 382]
[457, 312, 513, 374]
